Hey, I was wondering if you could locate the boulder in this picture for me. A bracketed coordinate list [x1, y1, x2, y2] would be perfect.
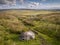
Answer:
[20, 31, 35, 40]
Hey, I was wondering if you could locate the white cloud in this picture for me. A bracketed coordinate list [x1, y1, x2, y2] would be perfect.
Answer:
[27, 2, 40, 9]
[38, 4, 60, 9]
[25, 2, 60, 9]
[0, 0, 60, 9]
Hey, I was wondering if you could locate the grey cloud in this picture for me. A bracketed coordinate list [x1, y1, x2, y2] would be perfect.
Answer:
[0, 0, 6, 4]
[42, 0, 46, 1]
[0, 0, 16, 5]
[20, 0, 24, 3]
[0, 0, 25, 5]
[19, 0, 25, 4]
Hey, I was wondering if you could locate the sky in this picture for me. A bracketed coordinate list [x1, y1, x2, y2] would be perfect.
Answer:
[0, 0, 60, 9]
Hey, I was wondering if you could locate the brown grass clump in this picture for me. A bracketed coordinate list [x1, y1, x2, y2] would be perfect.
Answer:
[0, 14, 28, 33]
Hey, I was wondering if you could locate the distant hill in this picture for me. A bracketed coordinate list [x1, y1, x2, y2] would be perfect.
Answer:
[0, 9, 60, 11]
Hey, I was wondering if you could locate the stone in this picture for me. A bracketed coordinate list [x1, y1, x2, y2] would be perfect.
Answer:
[20, 31, 35, 40]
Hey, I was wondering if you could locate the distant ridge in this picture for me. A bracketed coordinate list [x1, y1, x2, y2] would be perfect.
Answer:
[0, 8, 60, 11]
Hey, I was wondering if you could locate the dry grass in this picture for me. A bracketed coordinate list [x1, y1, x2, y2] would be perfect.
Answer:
[0, 10, 60, 45]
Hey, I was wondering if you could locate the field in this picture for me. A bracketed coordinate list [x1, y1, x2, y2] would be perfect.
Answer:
[0, 10, 60, 45]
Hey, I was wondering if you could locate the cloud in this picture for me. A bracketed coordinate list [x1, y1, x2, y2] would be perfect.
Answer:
[0, 0, 16, 5]
[19, 0, 24, 4]
[0, 0, 60, 9]
[37, 3, 60, 9]
[27, 2, 40, 8]
[42, 0, 46, 1]
[0, 4, 26, 9]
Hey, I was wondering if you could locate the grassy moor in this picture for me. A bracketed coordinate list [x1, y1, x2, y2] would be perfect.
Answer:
[0, 10, 60, 45]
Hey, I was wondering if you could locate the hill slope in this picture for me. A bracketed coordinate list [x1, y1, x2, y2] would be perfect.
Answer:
[0, 10, 60, 45]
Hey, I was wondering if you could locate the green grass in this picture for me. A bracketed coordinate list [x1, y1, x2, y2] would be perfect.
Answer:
[0, 10, 60, 45]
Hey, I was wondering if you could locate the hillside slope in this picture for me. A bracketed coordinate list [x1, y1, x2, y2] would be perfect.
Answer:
[0, 10, 60, 45]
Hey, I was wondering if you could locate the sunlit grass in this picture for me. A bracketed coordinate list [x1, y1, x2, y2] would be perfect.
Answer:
[0, 10, 60, 45]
